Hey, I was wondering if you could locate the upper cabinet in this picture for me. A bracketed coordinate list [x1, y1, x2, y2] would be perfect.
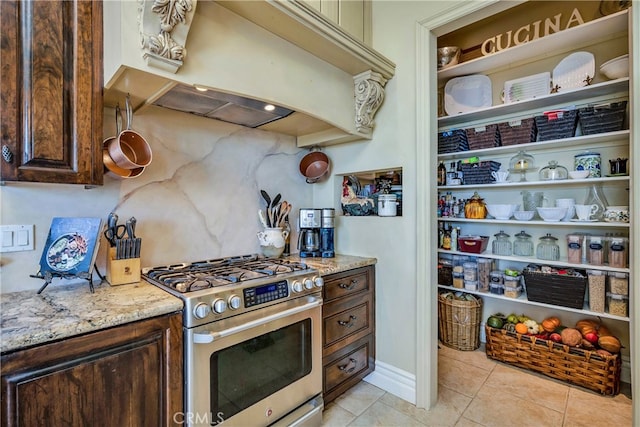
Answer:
[299, 0, 371, 45]
[104, 0, 395, 147]
[0, 0, 103, 185]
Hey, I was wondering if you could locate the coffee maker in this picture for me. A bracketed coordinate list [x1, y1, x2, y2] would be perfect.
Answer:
[298, 208, 321, 258]
[320, 208, 335, 258]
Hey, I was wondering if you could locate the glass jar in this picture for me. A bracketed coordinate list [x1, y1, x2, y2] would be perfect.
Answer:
[492, 230, 512, 255]
[583, 183, 610, 221]
[536, 233, 560, 261]
[539, 160, 568, 180]
[513, 230, 534, 256]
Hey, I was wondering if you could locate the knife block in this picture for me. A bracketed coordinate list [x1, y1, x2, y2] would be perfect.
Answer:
[106, 247, 141, 286]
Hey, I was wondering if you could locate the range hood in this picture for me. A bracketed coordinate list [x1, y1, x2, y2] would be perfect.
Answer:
[103, 0, 395, 147]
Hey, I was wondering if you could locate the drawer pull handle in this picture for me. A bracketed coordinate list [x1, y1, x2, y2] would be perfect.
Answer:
[338, 358, 358, 373]
[338, 279, 358, 290]
[337, 315, 357, 327]
[2, 145, 13, 163]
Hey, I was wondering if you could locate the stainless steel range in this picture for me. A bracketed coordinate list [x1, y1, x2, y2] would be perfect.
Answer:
[143, 254, 324, 427]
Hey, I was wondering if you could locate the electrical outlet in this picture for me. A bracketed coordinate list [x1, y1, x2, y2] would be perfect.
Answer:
[0, 225, 35, 252]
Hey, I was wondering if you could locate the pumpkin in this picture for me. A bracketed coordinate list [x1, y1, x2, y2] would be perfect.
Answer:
[598, 336, 621, 353]
[464, 192, 487, 219]
[560, 328, 582, 347]
[515, 323, 528, 334]
[597, 324, 613, 337]
[576, 319, 599, 337]
[541, 316, 561, 332]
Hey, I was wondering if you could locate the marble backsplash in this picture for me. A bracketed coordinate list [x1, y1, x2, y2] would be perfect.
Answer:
[0, 106, 313, 293]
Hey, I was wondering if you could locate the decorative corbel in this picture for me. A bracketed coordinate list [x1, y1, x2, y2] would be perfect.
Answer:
[138, 0, 197, 73]
[354, 70, 388, 135]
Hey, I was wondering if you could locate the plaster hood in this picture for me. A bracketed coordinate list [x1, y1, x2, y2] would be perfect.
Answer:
[103, 0, 395, 147]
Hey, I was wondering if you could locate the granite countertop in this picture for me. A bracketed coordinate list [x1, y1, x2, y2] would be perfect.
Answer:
[1, 280, 183, 354]
[1, 254, 375, 354]
[285, 254, 377, 275]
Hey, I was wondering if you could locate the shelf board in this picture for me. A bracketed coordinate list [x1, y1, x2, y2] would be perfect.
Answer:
[437, 9, 628, 84]
[437, 249, 630, 273]
[437, 285, 629, 322]
[437, 130, 629, 161]
[438, 174, 629, 190]
[437, 217, 630, 228]
[438, 79, 629, 128]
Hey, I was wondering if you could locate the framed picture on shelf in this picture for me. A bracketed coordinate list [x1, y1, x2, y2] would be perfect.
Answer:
[39, 217, 103, 277]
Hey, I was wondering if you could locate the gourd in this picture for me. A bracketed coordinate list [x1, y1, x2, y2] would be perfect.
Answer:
[560, 328, 582, 346]
[541, 316, 561, 332]
[464, 191, 487, 219]
[598, 336, 621, 353]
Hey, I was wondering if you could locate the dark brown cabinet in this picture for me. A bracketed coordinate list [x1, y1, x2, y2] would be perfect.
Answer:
[0, 0, 103, 185]
[322, 265, 375, 403]
[1, 313, 183, 427]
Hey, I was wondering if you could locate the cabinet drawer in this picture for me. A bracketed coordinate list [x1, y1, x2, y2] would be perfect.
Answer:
[323, 300, 372, 347]
[324, 337, 372, 391]
[323, 267, 372, 302]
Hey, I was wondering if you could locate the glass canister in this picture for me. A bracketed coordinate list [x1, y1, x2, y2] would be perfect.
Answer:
[536, 233, 560, 261]
[513, 230, 534, 256]
[492, 230, 512, 255]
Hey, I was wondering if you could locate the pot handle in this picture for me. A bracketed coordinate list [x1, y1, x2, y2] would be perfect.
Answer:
[125, 93, 133, 130]
[115, 104, 123, 134]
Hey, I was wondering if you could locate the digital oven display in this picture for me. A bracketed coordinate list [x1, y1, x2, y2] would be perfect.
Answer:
[243, 280, 289, 308]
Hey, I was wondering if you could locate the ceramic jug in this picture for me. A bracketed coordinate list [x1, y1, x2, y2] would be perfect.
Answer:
[257, 227, 289, 258]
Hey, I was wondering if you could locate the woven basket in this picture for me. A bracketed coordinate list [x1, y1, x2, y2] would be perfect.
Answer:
[497, 118, 537, 146]
[438, 293, 482, 351]
[523, 269, 587, 309]
[466, 124, 501, 150]
[534, 109, 578, 141]
[438, 129, 469, 154]
[485, 325, 621, 395]
[578, 101, 627, 135]
[460, 160, 501, 185]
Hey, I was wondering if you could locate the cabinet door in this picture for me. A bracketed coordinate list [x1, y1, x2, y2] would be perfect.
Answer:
[0, 0, 103, 185]
[1, 313, 183, 427]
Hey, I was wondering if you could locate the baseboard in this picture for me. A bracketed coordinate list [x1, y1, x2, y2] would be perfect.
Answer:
[363, 360, 416, 405]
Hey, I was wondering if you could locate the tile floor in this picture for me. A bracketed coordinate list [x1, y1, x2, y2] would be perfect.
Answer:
[321, 344, 632, 426]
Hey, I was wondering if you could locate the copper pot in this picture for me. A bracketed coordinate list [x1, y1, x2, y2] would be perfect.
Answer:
[299, 150, 330, 184]
[108, 96, 152, 169]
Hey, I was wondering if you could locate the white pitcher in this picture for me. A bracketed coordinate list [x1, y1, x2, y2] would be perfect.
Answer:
[257, 227, 289, 258]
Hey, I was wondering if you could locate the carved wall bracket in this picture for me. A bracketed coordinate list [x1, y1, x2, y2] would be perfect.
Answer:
[138, 0, 197, 73]
[354, 70, 387, 135]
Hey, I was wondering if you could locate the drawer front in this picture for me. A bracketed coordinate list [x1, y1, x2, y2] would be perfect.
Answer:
[323, 302, 371, 347]
[323, 267, 372, 302]
[324, 339, 372, 391]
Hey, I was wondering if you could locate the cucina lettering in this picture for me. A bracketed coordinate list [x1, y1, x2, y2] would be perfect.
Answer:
[481, 8, 584, 56]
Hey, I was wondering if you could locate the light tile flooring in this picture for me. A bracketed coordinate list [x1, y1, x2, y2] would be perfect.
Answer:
[321, 344, 632, 426]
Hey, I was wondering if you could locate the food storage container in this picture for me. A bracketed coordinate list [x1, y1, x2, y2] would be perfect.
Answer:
[463, 262, 478, 281]
[492, 230, 512, 256]
[504, 284, 523, 299]
[566, 234, 584, 264]
[477, 258, 492, 292]
[587, 270, 606, 313]
[608, 236, 628, 268]
[452, 271, 464, 288]
[513, 230, 533, 256]
[503, 275, 521, 290]
[607, 292, 628, 317]
[574, 151, 601, 178]
[536, 233, 560, 261]
[490, 270, 503, 285]
[587, 235, 605, 265]
[608, 272, 629, 296]
[489, 282, 504, 295]
[464, 191, 487, 219]
[464, 280, 478, 291]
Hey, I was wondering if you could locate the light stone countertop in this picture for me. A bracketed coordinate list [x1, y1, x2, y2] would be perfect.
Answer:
[1, 280, 183, 354]
[284, 254, 377, 275]
[0, 254, 375, 354]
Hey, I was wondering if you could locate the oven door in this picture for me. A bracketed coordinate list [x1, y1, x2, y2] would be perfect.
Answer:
[185, 293, 323, 427]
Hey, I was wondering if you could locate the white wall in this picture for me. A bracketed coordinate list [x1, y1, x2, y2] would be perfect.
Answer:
[0, 106, 313, 293]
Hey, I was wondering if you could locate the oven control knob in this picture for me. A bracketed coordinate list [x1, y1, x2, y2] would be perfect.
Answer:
[193, 302, 211, 319]
[314, 277, 324, 288]
[303, 278, 314, 290]
[228, 295, 242, 310]
[291, 280, 303, 293]
[212, 298, 227, 314]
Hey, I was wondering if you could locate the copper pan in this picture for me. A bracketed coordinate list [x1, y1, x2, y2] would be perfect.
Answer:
[108, 95, 152, 169]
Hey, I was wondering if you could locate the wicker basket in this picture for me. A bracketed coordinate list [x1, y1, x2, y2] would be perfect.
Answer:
[438, 293, 482, 351]
[460, 160, 501, 185]
[534, 109, 578, 141]
[466, 124, 501, 150]
[523, 269, 587, 309]
[485, 325, 621, 395]
[438, 129, 469, 154]
[578, 101, 627, 135]
[497, 118, 537, 146]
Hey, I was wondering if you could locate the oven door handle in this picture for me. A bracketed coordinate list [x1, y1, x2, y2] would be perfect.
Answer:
[193, 296, 322, 344]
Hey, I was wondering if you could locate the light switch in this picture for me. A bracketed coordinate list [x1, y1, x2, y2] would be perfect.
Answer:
[0, 225, 35, 252]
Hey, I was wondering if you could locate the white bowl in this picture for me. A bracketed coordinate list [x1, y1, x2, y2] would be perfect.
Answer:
[486, 204, 517, 220]
[600, 54, 629, 80]
[568, 170, 590, 179]
[513, 210, 535, 221]
[537, 207, 567, 222]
